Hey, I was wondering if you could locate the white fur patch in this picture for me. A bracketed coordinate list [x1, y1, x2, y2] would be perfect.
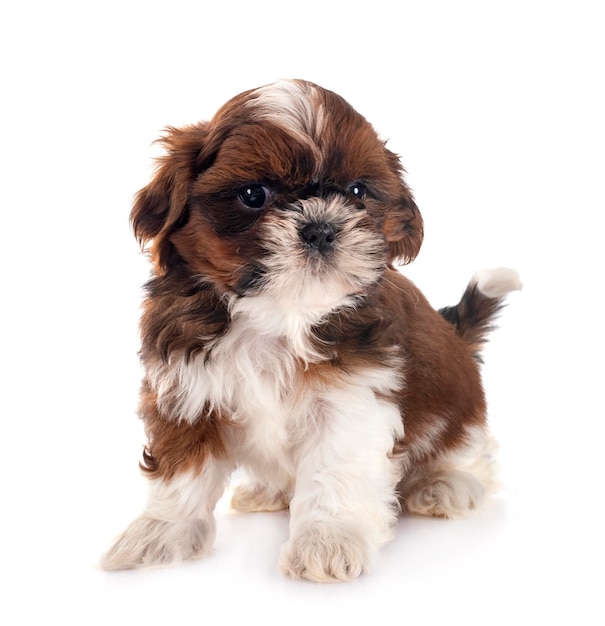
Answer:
[248, 79, 325, 139]
[256, 196, 387, 314]
[399, 414, 450, 475]
[101, 460, 233, 570]
[279, 369, 404, 581]
[402, 425, 499, 519]
[438, 425, 500, 491]
[247, 79, 325, 172]
[474, 267, 522, 298]
[149, 316, 302, 425]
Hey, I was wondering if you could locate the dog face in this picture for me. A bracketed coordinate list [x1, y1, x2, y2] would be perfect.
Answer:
[131, 80, 423, 311]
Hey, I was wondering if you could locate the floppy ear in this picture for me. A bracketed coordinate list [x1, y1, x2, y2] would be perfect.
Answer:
[384, 194, 424, 265]
[383, 149, 424, 265]
[131, 123, 209, 272]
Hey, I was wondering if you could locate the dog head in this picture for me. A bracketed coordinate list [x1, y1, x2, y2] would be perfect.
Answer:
[131, 79, 423, 313]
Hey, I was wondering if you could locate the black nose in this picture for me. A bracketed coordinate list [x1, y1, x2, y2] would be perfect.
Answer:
[300, 222, 337, 253]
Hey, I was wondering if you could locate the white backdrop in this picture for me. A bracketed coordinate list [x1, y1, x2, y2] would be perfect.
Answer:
[2, 1, 603, 624]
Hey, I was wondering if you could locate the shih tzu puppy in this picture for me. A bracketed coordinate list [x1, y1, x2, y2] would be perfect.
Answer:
[101, 79, 521, 581]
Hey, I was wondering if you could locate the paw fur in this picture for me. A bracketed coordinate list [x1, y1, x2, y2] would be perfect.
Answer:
[230, 483, 290, 513]
[100, 515, 214, 570]
[279, 523, 371, 583]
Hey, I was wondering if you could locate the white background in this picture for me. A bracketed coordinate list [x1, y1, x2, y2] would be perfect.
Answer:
[1, 1, 603, 624]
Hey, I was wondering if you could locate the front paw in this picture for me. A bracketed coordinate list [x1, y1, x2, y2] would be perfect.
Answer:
[279, 523, 371, 583]
[100, 515, 214, 570]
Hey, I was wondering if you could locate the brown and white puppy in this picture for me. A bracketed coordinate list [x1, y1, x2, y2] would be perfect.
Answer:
[101, 79, 521, 582]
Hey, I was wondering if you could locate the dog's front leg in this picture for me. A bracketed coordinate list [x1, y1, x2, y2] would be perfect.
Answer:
[101, 398, 234, 570]
[279, 385, 403, 582]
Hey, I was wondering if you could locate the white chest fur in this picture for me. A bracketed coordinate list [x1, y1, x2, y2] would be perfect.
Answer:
[151, 317, 299, 424]
[148, 305, 404, 481]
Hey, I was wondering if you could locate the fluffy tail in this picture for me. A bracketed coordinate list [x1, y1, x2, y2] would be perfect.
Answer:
[439, 267, 522, 361]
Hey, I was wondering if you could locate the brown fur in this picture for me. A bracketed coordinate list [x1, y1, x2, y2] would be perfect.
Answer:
[311, 269, 486, 458]
[130, 80, 483, 486]
[100, 81, 519, 577]
[131, 84, 423, 278]
[138, 380, 232, 481]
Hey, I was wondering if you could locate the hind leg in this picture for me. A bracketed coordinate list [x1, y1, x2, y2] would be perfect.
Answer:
[403, 468, 487, 518]
[400, 426, 499, 519]
[231, 481, 291, 512]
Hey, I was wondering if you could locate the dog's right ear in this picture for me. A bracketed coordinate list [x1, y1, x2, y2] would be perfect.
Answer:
[131, 123, 209, 273]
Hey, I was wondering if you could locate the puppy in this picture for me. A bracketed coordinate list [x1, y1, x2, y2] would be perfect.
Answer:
[101, 79, 521, 581]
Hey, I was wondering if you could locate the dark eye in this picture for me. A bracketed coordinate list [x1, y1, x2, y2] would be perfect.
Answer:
[348, 182, 367, 201]
[238, 183, 272, 209]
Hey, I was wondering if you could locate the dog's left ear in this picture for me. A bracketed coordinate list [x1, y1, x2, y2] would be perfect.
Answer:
[131, 123, 209, 272]
[385, 194, 424, 265]
[383, 150, 424, 265]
